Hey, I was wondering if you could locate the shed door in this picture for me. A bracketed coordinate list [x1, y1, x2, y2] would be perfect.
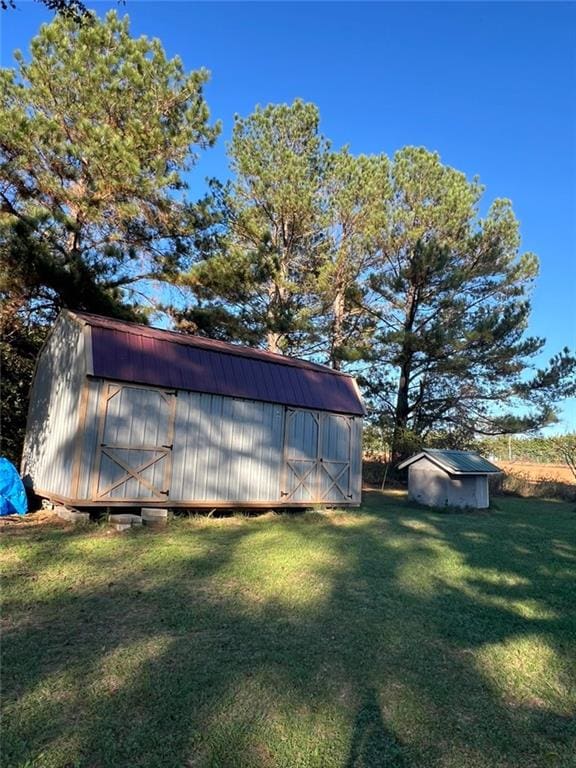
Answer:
[317, 413, 353, 503]
[93, 384, 176, 501]
[282, 409, 353, 503]
[282, 409, 320, 502]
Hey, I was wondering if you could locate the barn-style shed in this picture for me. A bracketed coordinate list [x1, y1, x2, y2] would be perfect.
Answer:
[398, 449, 501, 509]
[22, 311, 365, 508]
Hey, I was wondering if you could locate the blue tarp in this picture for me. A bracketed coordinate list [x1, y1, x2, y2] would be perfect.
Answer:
[0, 458, 28, 516]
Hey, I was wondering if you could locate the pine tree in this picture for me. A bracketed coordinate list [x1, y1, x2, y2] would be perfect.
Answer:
[362, 147, 576, 460]
[316, 150, 389, 369]
[176, 102, 387, 367]
[0, 11, 219, 320]
[175, 100, 329, 354]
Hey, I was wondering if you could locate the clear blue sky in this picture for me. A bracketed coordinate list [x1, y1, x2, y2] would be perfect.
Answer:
[2, 1, 575, 429]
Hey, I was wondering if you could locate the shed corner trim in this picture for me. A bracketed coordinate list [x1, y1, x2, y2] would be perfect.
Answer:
[397, 452, 428, 471]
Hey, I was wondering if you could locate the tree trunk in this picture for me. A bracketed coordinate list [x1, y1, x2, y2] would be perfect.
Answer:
[330, 288, 345, 370]
[266, 260, 289, 354]
[391, 284, 419, 465]
[267, 328, 281, 354]
[391, 357, 413, 465]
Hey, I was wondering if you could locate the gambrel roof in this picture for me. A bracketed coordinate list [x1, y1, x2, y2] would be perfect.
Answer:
[67, 311, 365, 416]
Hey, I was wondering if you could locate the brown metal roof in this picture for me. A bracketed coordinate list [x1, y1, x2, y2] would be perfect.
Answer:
[69, 311, 365, 416]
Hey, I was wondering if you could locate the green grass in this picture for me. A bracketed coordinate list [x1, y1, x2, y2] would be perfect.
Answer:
[1, 491, 575, 768]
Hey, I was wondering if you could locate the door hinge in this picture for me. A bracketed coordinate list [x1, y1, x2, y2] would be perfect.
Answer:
[160, 489, 170, 496]
[162, 444, 173, 450]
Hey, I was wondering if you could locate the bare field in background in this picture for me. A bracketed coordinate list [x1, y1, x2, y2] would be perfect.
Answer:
[498, 461, 575, 484]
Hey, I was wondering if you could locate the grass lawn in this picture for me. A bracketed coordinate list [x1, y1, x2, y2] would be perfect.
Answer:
[1, 491, 575, 768]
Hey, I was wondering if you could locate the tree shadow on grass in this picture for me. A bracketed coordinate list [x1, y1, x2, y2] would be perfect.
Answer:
[1, 492, 575, 767]
[345, 687, 405, 768]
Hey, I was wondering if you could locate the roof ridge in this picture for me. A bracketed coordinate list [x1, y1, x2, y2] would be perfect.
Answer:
[69, 310, 353, 378]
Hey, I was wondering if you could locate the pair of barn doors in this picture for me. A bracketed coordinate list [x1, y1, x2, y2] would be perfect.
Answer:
[92, 384, 354, 504]
[282, 408, 354, 504]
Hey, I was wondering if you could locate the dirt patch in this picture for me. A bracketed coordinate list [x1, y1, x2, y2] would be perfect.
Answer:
[0, 510, 73, 534]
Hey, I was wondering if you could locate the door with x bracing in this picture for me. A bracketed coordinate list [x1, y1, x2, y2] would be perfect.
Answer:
[93, 384, 176, 501]
[282, 408, 354, 503]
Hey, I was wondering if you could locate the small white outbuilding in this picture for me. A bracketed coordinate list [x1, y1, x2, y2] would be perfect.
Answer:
[397, 449, 502, 509]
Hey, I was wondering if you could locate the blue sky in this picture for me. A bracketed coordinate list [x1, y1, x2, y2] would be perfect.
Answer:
[2, 1, 575, 429]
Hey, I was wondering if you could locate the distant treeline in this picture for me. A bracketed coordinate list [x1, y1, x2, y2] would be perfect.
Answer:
[363, 427, 576, 471]
[475, 435, 576, 466]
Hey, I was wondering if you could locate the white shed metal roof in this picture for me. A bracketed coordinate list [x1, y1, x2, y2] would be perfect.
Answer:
[398, 449, 502, 475]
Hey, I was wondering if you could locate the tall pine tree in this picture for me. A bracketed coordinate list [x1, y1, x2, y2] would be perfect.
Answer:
[176, 102, 387, 368]
[0, 11, 219, 322]
[174, 100, 329, 354]
[316, 150, 389, 369]
[362, 147, 576, 459]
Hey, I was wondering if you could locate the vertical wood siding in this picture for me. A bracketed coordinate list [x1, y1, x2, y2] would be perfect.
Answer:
[33, 352, 362, 506]
[475, 476, 489, 508]
[76, 379, 105, 499]
[76, 390, 362, 504]
[317, 414, 352, 502]
[408, 462, 449, 507]
[350, 417, 363, 503]
[98, 385, 172, 500]
[283, 409, 320, 502]
[282, 410, 362, 504]
[21, 315, 85, 497]
[446, 475, 485, 508]
[170, 393, 285, 502]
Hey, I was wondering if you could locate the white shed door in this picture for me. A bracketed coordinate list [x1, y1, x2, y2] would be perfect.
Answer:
[476, 475, 489, 508]
[283, 409, 320, 503]
[282, 409, 353, 503]
[93, 384, 176, 501]
[317, 413, 353, 503]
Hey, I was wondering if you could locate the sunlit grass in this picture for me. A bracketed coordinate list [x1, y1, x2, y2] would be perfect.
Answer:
[476, 636, 573, 712]
[1, 492, 575, 768]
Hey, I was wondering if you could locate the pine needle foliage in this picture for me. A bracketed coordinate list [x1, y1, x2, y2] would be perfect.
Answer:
[0, 11, 219, 319]
[360, 147, 576, 458]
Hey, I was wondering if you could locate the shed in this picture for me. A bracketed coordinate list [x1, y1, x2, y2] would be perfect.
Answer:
[397, 449, 501, 509]
[22, 311, 365, 508]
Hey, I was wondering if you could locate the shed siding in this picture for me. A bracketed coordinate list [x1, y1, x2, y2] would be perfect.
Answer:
[76, 379, 106, 499]
[408, 463, 448, 507]
[283, 409, 320, 502]
[476, 476, 489, 508]
[282, 410, 362, 504]
[21, 315, 85, 497]
[25, 315, 363, 507]
[74, 388, 361, 505]
[445, 476, 480, 508]
[407, 456, 490, 509]
[350, 417, 363, 503]
[98, 385, 172, 500]
[170, 393, 285, 502]
[317, 413, 354, 503]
